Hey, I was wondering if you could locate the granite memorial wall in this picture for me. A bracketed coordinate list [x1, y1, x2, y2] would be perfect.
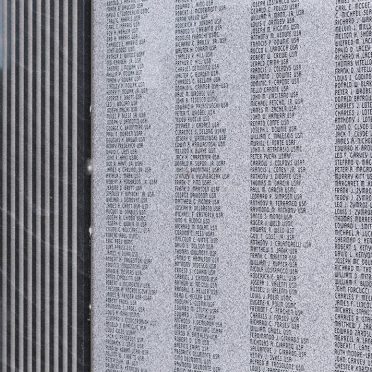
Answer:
[92, 0, 372, 371]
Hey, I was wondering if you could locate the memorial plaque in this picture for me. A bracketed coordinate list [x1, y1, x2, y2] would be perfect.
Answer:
[92, 1, 372, 371]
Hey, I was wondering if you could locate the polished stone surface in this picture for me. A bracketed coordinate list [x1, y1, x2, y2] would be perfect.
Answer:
[92, 1, 371, 371]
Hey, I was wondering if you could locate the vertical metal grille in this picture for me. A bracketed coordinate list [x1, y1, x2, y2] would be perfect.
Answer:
[0, 1, 91, 371]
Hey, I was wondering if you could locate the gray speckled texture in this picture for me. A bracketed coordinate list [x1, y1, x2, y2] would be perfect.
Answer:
[92, 1, 363, 371]
[92, 0, 107, 370]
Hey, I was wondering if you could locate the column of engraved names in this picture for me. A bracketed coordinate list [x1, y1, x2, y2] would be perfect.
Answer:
[334, 1, 372, 371]
[249, 1, 308, 371]
[105, 1, 157, 371]
[174, 0, 228, 371]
